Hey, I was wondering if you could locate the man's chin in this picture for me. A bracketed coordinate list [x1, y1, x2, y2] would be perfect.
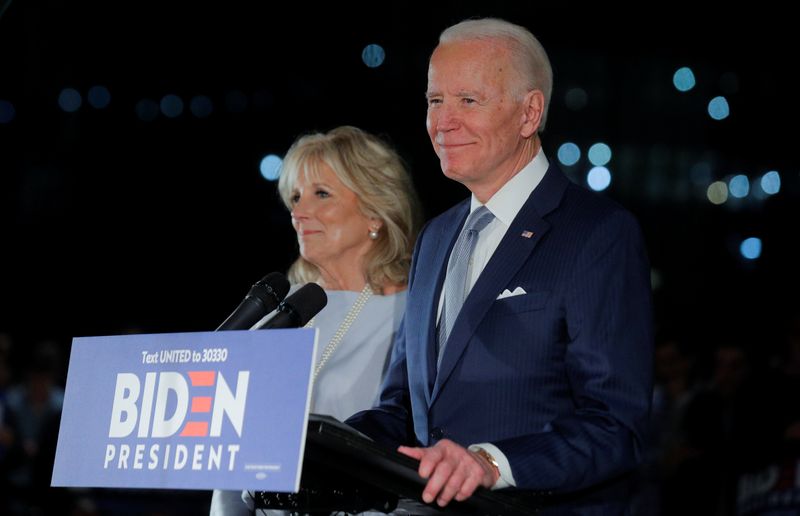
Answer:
[442, 167, 468, 183]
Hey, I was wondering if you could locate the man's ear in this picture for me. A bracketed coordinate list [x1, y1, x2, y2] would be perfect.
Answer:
[520, 89, 545, 138]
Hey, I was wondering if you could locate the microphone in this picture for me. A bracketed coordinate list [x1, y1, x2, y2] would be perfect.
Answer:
[259, 282, 327, 329]
[216, 272, 291, 331]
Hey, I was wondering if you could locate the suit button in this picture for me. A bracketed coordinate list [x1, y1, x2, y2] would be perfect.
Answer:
[429, 427, 444, 440]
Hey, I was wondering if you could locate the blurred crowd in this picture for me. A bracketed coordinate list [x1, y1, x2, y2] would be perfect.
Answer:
[0, 331, 209, 515]
[634, 310, 800, 515]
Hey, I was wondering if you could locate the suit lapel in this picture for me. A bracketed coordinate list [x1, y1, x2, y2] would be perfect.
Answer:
[408, 201, 469, 406]
[431, 164, 569, 403]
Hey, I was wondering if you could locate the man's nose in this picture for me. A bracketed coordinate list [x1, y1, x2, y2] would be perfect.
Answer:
[432, 104, 459, 132]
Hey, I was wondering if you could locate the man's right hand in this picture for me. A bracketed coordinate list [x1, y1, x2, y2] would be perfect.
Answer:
[398, 438, 498, 507]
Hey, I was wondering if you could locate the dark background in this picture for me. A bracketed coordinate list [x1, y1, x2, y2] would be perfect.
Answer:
[2, 3, 798, 343]
[0, 2, 799, 513]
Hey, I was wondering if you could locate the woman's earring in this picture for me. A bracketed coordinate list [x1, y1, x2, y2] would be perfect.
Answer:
[369, 228, 379, 240]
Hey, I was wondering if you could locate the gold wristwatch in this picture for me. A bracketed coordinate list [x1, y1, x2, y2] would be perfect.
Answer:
[473, 447, 500, 481]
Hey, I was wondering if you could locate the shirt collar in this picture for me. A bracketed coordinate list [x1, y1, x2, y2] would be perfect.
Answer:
[469, 148, 549, 226]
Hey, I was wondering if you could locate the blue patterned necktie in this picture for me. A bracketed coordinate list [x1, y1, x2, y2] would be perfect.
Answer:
[437, 206, 495, 369]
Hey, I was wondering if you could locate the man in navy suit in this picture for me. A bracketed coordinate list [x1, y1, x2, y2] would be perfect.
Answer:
[347, 17, 653, 512]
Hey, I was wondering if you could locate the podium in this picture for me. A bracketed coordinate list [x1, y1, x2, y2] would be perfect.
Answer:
[255, 414, 545, 515]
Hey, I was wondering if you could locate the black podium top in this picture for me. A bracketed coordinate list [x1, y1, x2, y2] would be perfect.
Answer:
[256, 414, 545, 515]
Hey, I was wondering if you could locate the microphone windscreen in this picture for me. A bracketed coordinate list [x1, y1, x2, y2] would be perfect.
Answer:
[284, 283, 327, 326]
[249, 272, 291, 309]
[215, 272, 291, 331]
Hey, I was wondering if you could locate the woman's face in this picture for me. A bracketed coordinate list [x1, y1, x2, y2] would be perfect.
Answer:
[289, 162, 375, 272]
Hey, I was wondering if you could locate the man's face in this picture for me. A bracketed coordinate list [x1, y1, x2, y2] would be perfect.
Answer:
[426, 39, 530, 190]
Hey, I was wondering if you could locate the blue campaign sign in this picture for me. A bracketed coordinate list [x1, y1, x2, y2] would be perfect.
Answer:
[51, 329, 317, 492]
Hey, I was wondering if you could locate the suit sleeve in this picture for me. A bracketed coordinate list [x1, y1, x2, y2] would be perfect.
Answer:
[495, 209, 654, 491]
[344, 221, 431, 447]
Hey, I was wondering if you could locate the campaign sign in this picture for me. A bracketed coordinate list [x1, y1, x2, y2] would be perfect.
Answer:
[52, 329, 317, 492]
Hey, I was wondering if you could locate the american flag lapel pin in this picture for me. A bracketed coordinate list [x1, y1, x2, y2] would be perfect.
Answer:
[521, 230, 534, 238]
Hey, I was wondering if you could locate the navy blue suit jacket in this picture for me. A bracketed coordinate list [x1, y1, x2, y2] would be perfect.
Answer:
[348, 163, 653, 497]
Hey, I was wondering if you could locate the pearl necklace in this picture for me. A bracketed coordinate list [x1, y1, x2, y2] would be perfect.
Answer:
[305, 283, 373, 381]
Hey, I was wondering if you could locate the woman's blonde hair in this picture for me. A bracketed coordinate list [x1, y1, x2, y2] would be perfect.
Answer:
[278, 126, 422, 293]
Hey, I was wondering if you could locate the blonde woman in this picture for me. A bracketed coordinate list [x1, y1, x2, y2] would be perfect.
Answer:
[211, 126, 421, 515]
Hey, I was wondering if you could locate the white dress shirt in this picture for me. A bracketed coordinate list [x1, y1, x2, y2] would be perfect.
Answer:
[436, 150, 549, 317]
[436, 148, 549, 489]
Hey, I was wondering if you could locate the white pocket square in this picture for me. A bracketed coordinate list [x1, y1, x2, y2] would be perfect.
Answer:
[497, 287, 527, 300]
